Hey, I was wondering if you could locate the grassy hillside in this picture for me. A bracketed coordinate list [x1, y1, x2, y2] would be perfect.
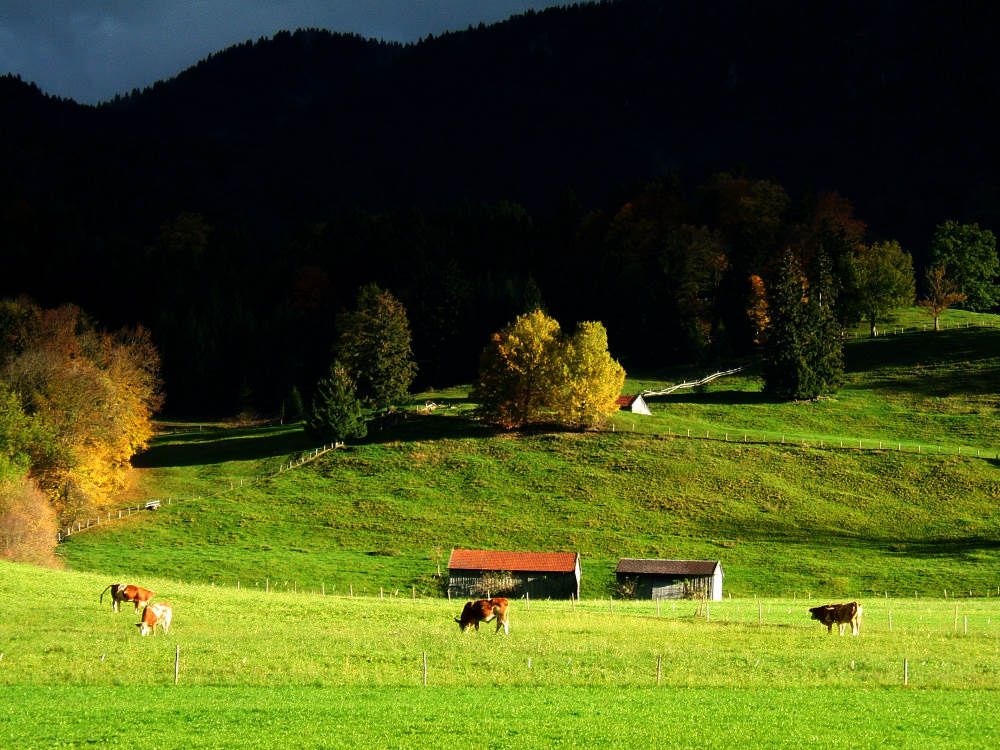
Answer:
[56, 321, 1000, 598]
[2, 561, 999, 748]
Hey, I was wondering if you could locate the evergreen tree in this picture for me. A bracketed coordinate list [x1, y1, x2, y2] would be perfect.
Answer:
[282, 385, 305, 422]
[808, 248, 844, 395]
[305, 363, 367, 443]
[763, 250, 842, 400]
[336, 284, 417, 409]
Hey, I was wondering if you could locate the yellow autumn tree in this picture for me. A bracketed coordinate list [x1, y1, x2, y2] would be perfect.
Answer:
[560, 321, 626, 429]
[1, 301, 163, 522]
[474, 310, 624, 429]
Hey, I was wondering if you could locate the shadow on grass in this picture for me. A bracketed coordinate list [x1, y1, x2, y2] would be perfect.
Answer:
[845, 328, 1000, 374]
[362, 413, 498, 444]
[647, 390, 778, 407]
[890, 536, 1000, 556]
[134, 425, 315, 468]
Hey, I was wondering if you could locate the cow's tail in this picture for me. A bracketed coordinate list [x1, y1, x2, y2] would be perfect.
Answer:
[99, 584, 112, 604]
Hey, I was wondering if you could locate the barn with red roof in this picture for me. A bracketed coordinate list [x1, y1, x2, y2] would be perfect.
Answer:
[616, 394, 651, 415]
[447, 549, 581, 600]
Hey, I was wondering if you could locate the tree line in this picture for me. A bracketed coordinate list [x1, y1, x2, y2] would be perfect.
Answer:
[3, 173, 997, 421]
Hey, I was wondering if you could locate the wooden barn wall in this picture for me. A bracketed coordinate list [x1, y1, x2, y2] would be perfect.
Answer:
[618, 573, 714, 600]
[449, 571, 577, 599]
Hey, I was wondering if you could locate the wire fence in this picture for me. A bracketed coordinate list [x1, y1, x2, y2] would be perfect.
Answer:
[605, 422, 998, 462]
[56, 441, 342, 543]
[843, 319, 999, 340]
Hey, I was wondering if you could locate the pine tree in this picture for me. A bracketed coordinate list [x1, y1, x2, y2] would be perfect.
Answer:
[763, 250, 842, 400]
[282, 386, 304, 423]
[336, 284, 417, 409]
[305, 363, 367, 443]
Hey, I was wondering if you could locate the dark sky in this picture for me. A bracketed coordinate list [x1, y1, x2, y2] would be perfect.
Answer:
[1, 1, 568, 105]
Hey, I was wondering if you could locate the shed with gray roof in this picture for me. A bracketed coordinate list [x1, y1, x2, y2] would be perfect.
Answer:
[615, 558, 723, 601]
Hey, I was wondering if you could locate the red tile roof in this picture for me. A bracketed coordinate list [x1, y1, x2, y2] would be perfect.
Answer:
[448, 549, 579, 572]
[616, 394, 637, 407]
[615, 559, 721, 576]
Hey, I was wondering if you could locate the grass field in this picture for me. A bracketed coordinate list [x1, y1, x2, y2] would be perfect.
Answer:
[8, 310, 1000, 747]
[54, 324, 1000, 600]
[2, 562, 999, 748]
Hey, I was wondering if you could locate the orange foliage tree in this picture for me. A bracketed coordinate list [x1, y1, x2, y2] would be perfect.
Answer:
[1, 300, 163, 522]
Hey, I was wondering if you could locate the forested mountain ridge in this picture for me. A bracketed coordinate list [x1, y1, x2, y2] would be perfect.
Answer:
[3, 0, 998, 413]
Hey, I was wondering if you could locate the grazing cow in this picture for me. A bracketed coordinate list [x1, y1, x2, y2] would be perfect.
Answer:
[100, 583, 155, 613]
[809, 601, 863, 635]
[136, 602, 173, 636]
[454, 597, 510, 634]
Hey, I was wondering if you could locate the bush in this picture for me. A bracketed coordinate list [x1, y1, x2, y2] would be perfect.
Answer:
[0, 475, 59, 567]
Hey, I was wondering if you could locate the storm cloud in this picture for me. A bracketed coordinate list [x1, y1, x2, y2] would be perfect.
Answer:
[1, 0, 563, 104]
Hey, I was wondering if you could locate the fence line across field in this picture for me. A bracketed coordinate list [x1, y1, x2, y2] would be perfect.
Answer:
[842, 319, 999, 340]
[605, 422, 997, 463]
[56, 442, 343, 542]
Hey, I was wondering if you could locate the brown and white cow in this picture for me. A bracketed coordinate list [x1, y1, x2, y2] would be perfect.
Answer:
[136, 602, 173, 636]
[100, 583, 155, 613]
[809, 601, 863, 635]
[454, 597, 510, 634]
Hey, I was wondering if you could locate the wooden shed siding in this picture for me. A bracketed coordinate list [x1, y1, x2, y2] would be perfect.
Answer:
[449, 569, 579, 600]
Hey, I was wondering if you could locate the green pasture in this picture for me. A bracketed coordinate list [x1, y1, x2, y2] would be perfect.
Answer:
[2, 562, 999, 748]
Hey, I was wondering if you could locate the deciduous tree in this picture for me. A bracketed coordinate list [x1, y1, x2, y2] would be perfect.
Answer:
[929, 220, 999, 311]
[847, 240, 915, 337]
[561, 321, 626, 429]
[919, 264, 966, 330]
[474, 310, 624, 429]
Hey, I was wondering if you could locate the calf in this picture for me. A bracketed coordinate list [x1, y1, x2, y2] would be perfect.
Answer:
[100, 583, 155, 613]
[454, 597, 510, 634]
[136, 602, 173, 636]
[809, 601, 863, 636]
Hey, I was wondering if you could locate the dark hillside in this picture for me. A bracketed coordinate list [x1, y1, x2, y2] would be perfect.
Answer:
[3, 0, 1000, 412]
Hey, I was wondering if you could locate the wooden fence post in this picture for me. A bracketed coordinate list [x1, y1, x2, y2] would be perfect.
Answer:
[656, 654, 662, 685]
[526, 591, 530, 610]
[265, 578, 269, 593]
[174, 645, 179, 685]
[888, 610, 892, 632]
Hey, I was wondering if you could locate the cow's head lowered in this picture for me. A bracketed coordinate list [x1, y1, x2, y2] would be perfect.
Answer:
[136, 602, 173, 636]
[455, 598, 510, 634]
[100, 583, 155, 613]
